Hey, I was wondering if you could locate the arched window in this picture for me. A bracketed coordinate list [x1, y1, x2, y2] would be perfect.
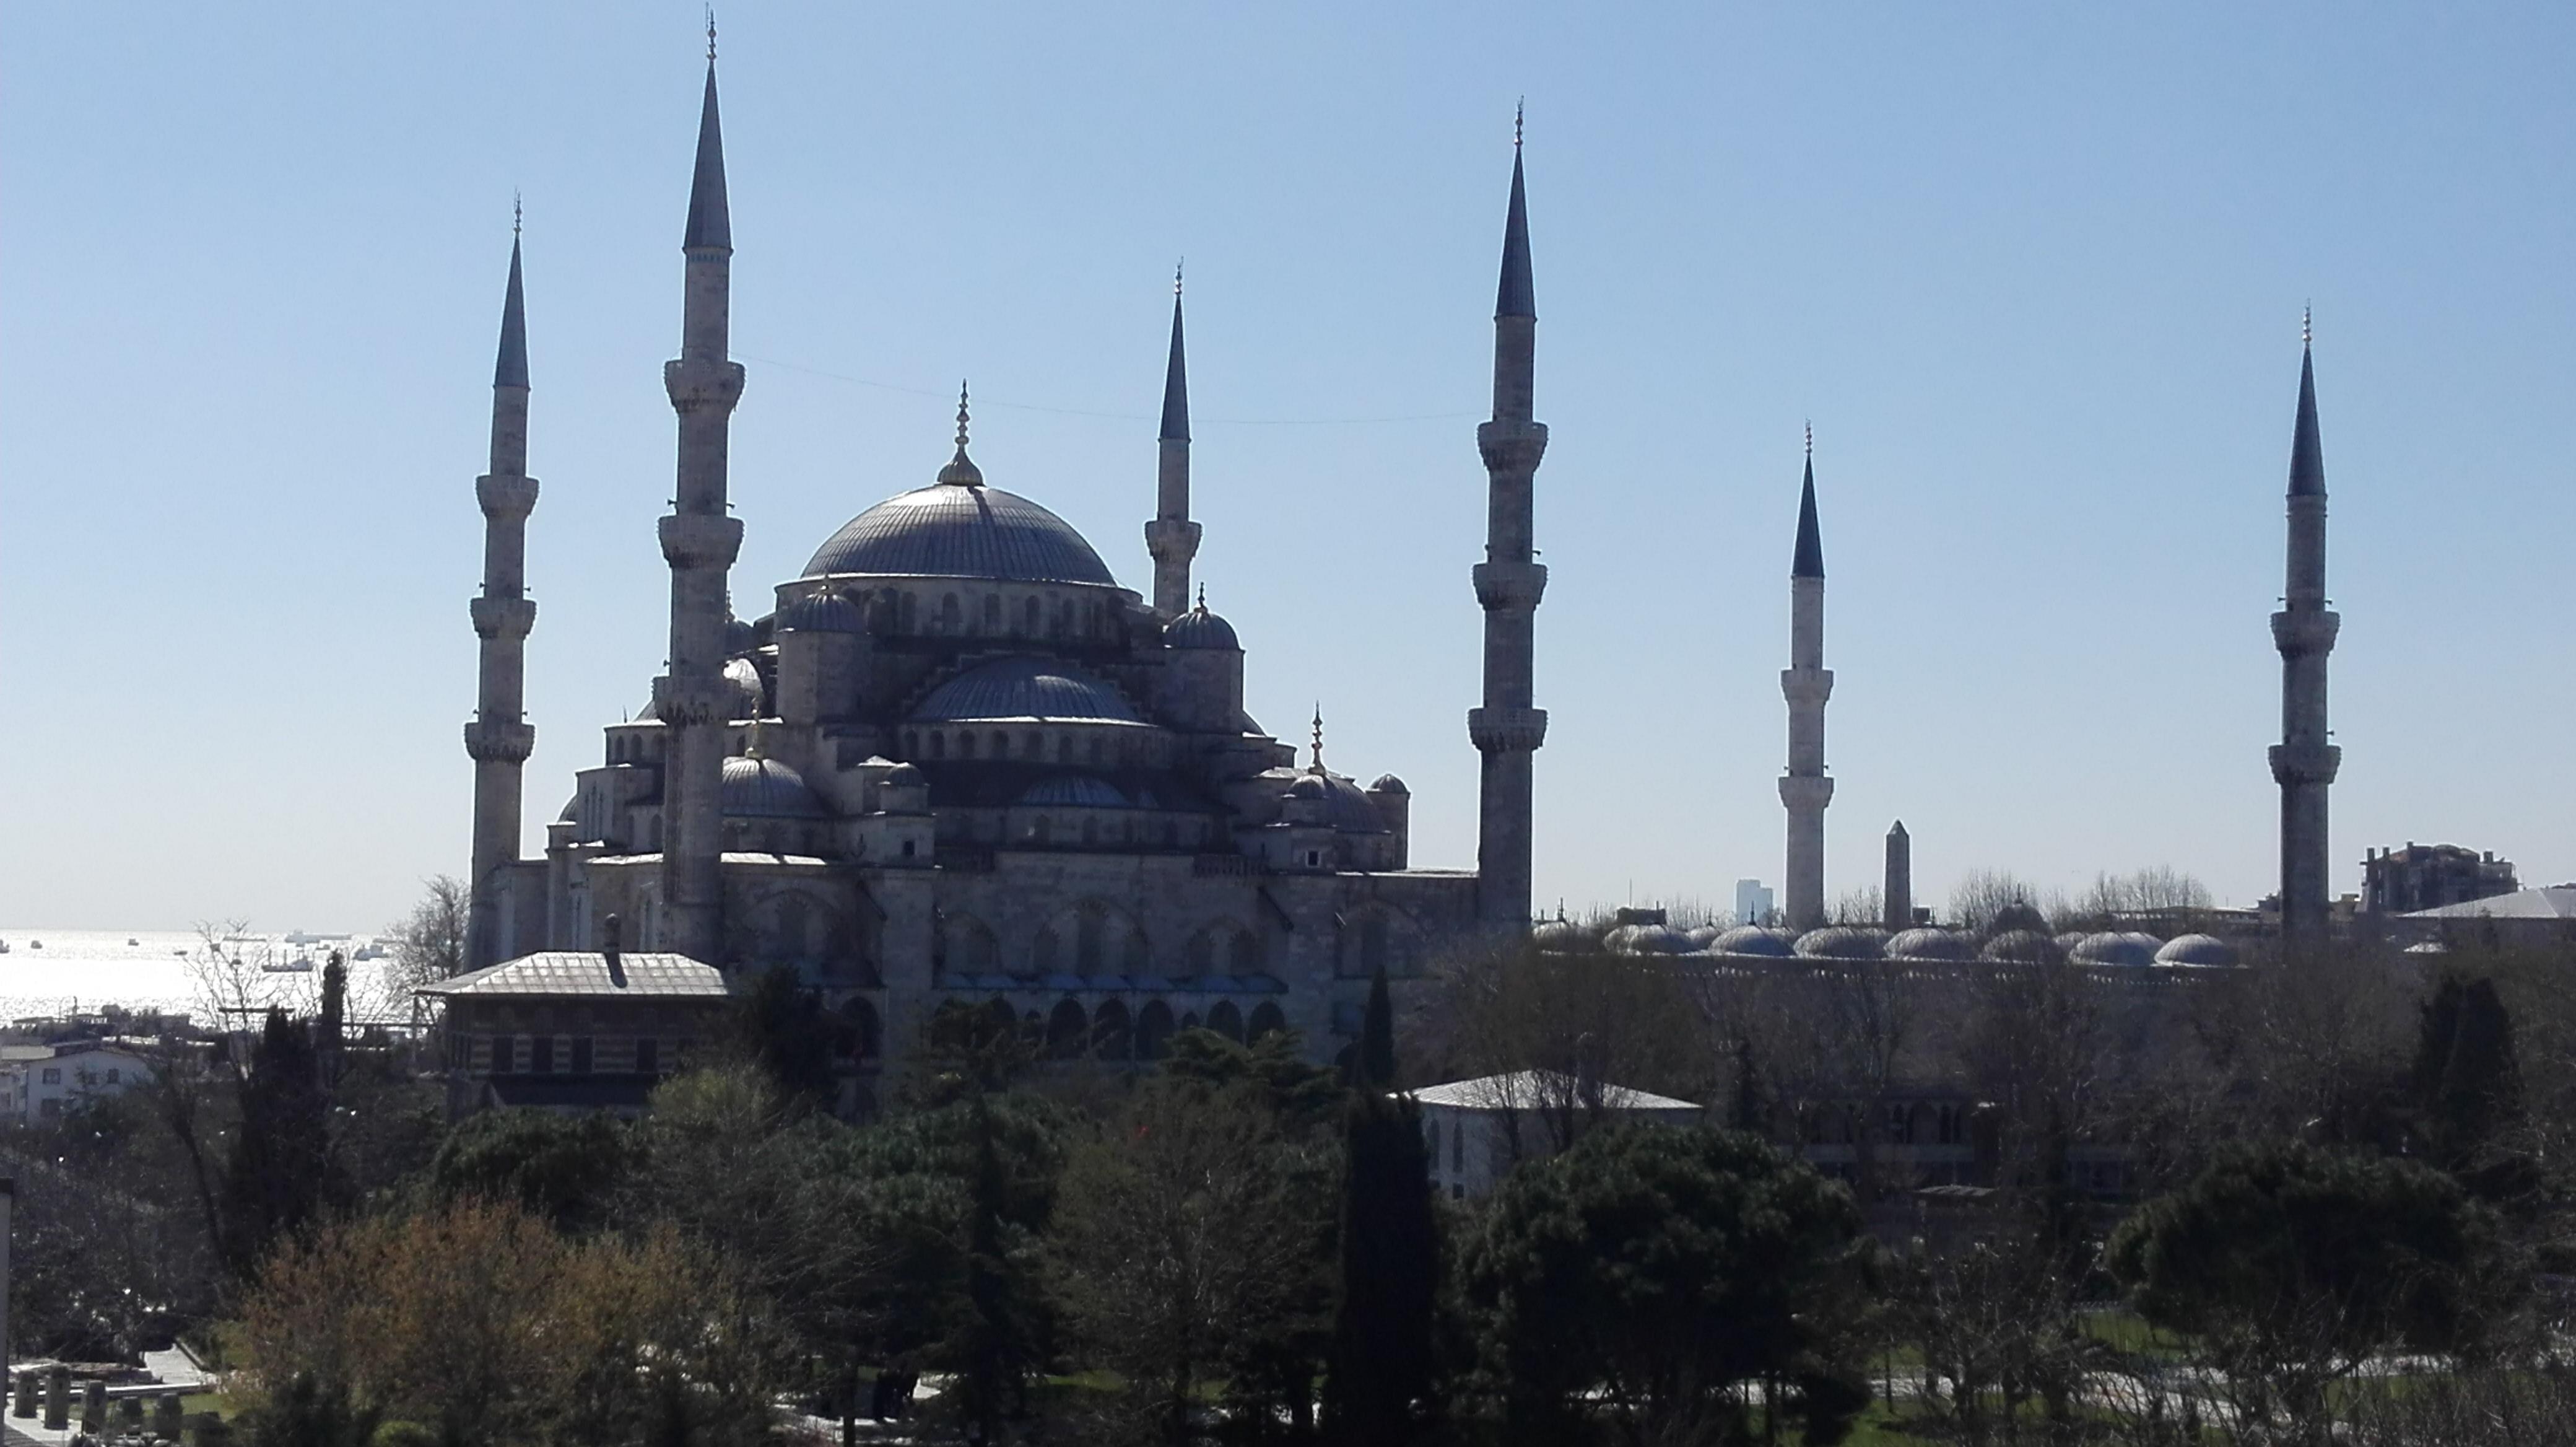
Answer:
[1092, 1000, 1131, 1061]
[900, 592, 918, 632]
[1135, 1000, 1175, 1062]
[944, 916, 999, 973]
[939, 593, 960, 633]
[991, 730, 1009, 759]
[1206, 1000, 1243, 1043]
[1056, 735, 1074, 764]
[1087, 737, 1104, 766]
[1032, 927, 1060, 974]
[982, 594, 1001, 632]
[1248, 1001, 1287, 1041]
[1022, 597, 1040, 635]
[1047, 999, 1088, 1060]
[960, 732, 977, 759]
[929, 732, 946, 759]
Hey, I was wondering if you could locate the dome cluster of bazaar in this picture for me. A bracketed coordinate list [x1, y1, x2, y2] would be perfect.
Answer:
[1552, 917, 2240, 969]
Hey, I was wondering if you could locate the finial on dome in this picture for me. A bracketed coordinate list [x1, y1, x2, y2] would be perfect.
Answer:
[1515, 97, 1524, 150]
[513, 190, 522, 237]
[705, 6, 718, 61]
[1804, 418, 1812, 458]
[1310, 705, 1325, 772]
[1175, 258, 1184, 297]
[2302, 302, 2312, 349]
[1196, 582, 1206, 611]
[744, 718, 767, 761]
[938, 380, 985, 487]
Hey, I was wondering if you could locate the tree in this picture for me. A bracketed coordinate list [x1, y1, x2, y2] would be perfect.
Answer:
[1464, 1126, 1874, 1446]
[2107, 1140, 2518, 1443]
[1323, 969, 1440, 1446]
[428, 1108, 637, 1231]
[2413, 974, 2523, 1177]
[386, 876, 469, 989]
[726, 964, 848, 1115]
[222, 1007, 336, 1277]
[1051, 1070, 1338, 1445]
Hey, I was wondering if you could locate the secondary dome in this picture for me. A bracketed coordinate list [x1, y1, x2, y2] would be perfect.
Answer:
[1887, 927, 1975, 961]
[721, 756, 829, 818]
[912, 657, 1142, 724]
[1712, 925, 1795, 958]
[2069, 932, 2156, 967]
[1794, 927, 1885, 960]
[2156, 933, 2238, 967]
[1164, 604, 1240, 651]
[1019, 776, 1128, 808]
[1981, 929, 2064, 964]
[804, 483, 1116, 587]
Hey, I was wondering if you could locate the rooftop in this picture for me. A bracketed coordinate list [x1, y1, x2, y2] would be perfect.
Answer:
[1406, 1069, 1701, 1114]
[416, 951, 731, 999]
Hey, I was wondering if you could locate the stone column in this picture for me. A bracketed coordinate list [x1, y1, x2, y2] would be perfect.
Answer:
[80, 1376, 105, 1432]
[45, 1364, 69, 1429]
[12, 1368, 35, 1417]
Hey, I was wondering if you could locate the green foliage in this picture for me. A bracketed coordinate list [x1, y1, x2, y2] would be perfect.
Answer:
[1160, 1026, 1344, 1133]
[1322, 1088, 1440, 1446]
[222, 1008, 337, 1277]
[240, 1373, 380, 1447]
[726, 964, 848, 1114]
[427, 1108, 635, 1230]
[1464, 1124, 1874, 1446]
[2413, 974, 2523, 1177]
[1357, 966, 1398, 1088]
[2108, 1140, 2518, 1427]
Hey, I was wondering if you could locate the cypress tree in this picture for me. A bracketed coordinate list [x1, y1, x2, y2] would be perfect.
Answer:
[222, 1008, 333, 1275]
[1323, 968, 1439, 1445]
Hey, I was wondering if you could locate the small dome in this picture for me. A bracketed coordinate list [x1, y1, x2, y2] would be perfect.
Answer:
[1606, 924, 1690, 956]
[1712, 925, 1796, 958]
[721, 756, 829, 819]
[1286, 775, 1328, 800]
[1019, 776, 1127, 808]
[2053, 930, 2089, 953]
[1980, 929, 2065, 964]
[2069, 932, 2156, 967]
[1164, 605, 1240, 652]
[1281, 771, 1386, 833]
[913, 656, 1141, 724]
[1887, 927, 1975, 961]
[884, 761, 925, 787]
[724, 657, 765, 719]
[726, 616, 758, 656]
[1368, 774, 1410, 796]
[1794, 927, 1886, 960]
[778, 587, 864, 633]
[1990, 903, 2051, 935]
[1531, 919, 1590, 951]
[1684, 924, 1723, 948]
[2155, 933, 2237, 967]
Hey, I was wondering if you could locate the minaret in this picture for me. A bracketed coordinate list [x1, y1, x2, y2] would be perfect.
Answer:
[651, 32, 747, 963]
[1779, 432, 1834, 930]
[1469, 110, 1549, 932]
[1145, 266, 1199, 618]
[2269, 313, 2340, 948]
[462, 216, 539, 972]
[1883, 821, 1912, 932]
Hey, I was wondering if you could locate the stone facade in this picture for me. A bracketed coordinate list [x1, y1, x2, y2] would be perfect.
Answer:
[467, 63, 1534, 1106]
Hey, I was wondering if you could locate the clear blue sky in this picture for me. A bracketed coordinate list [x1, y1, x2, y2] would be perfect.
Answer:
[5, 3, 2570, 932]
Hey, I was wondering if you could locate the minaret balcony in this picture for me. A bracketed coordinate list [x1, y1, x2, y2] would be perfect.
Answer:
[659, 514, 745, 570]
[1476, 419, 1549, 474]
[1144, 517, 1203, 559]
[1467, 706, 1548, 754]
[2269, 609, 2341, 657]
[469, 597, 537, 641]
[1780, 667, 1835, 706]
[2268, 742, 2342, 787]
[1778, 774, 1836, 811]
[475, 473, 539, 521]
[663, 357, 746, 411]
[1473, 561, 1548, 612]
[463, 717, 536, 764]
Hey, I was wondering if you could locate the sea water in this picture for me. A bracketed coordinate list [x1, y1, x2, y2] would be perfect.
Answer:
[0, 927, 414, 1026]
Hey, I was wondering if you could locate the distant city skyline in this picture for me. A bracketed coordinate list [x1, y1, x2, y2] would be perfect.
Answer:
[4, 3, 2570, 930]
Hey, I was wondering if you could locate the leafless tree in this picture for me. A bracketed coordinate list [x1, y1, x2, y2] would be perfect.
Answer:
[385, 875, 469, 990]
[1949, 870, 2065, 935]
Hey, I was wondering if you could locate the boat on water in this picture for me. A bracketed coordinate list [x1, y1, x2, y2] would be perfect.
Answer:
[28, 940, 40, 950]
[128, 937, 141, 946]
[266, 956, 315, 974]
[0, 940, 10, 955]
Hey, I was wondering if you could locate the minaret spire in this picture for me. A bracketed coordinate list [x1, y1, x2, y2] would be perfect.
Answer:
[1469, 114, 1549, 930]
[1146, 263, 1200, 617]
[2269, 317, 2340, 949]
[1780, 434, 1834, 930]
[653, 43, 748, 963]
[464, 222, 541, 969]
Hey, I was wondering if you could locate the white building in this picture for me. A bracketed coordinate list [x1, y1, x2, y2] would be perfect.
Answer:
[0, 1043, 156, 1122]
[1734, 879, 1775, 928]
[1409, 1069, 1704, 1199]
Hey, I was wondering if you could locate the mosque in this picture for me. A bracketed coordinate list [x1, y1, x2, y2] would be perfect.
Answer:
[452, 50, 1550, 1095]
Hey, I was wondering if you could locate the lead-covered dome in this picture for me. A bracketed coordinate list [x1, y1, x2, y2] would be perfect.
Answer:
[1794, 927, 1886, 960]
[1164, 605, 1240, 651]
[1887, 927, 1975, 961]
[804, 483, 1117, 586]
[913, 657, 1142, 724]
[1712, 925, 1795, 958]
[721, 756, 829, 818]
[2156, 933, 2238, 967]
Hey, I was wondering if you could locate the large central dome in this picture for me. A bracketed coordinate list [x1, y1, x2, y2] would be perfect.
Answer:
[804, 483, 1116, 587]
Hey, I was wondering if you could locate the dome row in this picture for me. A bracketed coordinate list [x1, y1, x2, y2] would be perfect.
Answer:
[1560, 922, 2239, 968]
